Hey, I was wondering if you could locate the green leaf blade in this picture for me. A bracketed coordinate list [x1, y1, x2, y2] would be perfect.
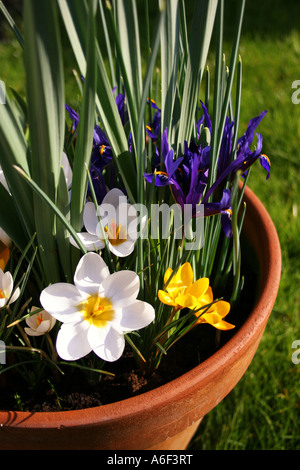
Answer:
[23, 0, 66, 283]
[70, 0, 97, 231]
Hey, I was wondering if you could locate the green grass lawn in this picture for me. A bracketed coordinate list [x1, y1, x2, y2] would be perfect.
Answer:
[0, 0, 299, 450]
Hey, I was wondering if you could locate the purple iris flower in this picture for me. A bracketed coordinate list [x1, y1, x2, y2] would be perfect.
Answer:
[202, 130, 269, 204]
[65, 89, 128, 203]
[146, 99, 161, 141]
[113, 87, 128, 125]
[196, 105, 269, 237]
[145, 128, 214, 213]
[217, 116, 234, 177]
[144, 101, 270, 239]
[144, 128, 184, 188]
[199, 104, 270, 204]
[200, 188, 233, 238]
[197, 101, 212, 137]
[172, 140, 210, 210]
[144, 129, 233, 237]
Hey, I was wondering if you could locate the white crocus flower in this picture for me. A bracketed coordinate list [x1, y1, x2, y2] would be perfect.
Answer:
[24, 307, 56, 337]
[40, 252, 155, 362]
[70, 188, 144, 258]
[0, 269, 20, 308]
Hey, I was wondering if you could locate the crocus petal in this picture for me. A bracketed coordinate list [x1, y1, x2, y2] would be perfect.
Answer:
[175, 293, 196, 309]
[199, 312, 235, 330]
[175, 262, 193, 287]
[117, 203, 137, 230]
[1, 271, 13, 297]
[0, 271, 19, 304]
[25, 314, 39, 330]
[108, 239, 135, 258]
[195, 299, 234, 330]
[158, 289, 177, 307]
[126, 212, 146, 239]
[74, 252, 110, 296]
[163, 268, 173, 286]
[207, 300, 231, 317]
[101, 270, 140, 307]
[56, 321, 92, 361]
[102, 187, 127, 209]
[9, 287, 20, 305]
[116, 300, 155, 332]
[70, 232, 105, 251]
[83, 202, 99, 235]
[186, 277, 209, 298]
[24, 320, 51, 336]
[40, 283, 84, 323]
[199, 286, 214, 304]
[87, 321, 112, 348]
[91, 324, 125, 362]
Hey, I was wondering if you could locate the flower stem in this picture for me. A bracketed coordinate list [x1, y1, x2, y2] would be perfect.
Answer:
[46, 333, 58, 362]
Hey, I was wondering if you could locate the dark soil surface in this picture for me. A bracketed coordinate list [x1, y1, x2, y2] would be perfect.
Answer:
[0, 324, 223, 411]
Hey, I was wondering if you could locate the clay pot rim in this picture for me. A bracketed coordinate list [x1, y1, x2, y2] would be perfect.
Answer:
[0, 185, 281, 428]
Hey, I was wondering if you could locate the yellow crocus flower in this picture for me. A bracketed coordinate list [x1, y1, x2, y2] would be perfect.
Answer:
[158, 262, 234, 331]
[158, 262, 209, 309]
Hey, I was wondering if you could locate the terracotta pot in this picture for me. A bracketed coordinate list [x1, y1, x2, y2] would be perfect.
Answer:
[0, 186, 281, 450]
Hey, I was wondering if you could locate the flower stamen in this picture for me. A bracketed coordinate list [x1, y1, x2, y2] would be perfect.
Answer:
[104, 219, 127, 246]
[79, 295, 114, 328]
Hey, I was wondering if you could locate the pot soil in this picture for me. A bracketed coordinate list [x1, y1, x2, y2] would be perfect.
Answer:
[0, 186, 281, 450]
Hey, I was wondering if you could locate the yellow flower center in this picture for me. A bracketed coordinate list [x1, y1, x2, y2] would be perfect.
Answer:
[0, 288, 5, 299]
[78, 295, 114, 328]
[36, 313, 43, 326]
[104, 219, 127, 246]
